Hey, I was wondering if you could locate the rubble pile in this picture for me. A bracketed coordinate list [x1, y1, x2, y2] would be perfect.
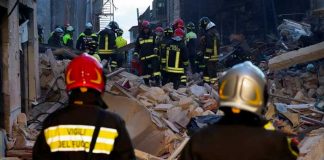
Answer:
[106, 71, 221, 158]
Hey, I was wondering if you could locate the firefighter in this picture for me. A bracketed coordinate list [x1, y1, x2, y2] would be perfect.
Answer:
[63, 25, 74, 48]
[115, 28, 127, 48]
[185, 22, 199, 74]
[164, 28, 189, 89]
[198, 17, 220, 84]
[180, 61, 298, 160]
[48, 27, 64, 48]
[33, 53, 136, 160]
[134, 20, 161, 86]
[115, 28, 127, 67]
[155, 27, 164, 45]
[76, 22, 98, 53]
[160, 27, 173, 85]
[98, 21, 119, 70]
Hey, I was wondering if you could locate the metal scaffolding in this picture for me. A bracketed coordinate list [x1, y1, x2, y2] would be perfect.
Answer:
[99, 0, 115, 30]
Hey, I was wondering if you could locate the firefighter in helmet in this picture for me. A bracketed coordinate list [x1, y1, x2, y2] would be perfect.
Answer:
[134, 20, 161, 85]
[98, 21, 120, 70]
[180, 61, 298, 160]
[185, 22, 199, 74]
[160, 27, 173, 85]
[76, 22, 98, 53]
[33, 53, 135, 160]
[198, 17, 220, 84]
[164, 28, 189, 89]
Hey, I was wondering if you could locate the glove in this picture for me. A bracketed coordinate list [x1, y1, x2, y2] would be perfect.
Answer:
[197, 51, 203, 56]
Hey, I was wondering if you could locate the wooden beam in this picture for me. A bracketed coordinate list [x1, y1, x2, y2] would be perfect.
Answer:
[268, 41, 324, 71]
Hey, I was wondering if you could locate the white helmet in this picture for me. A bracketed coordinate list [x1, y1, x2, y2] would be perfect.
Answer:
[66, 26, 74, 32]
[85, 22, 93, 30]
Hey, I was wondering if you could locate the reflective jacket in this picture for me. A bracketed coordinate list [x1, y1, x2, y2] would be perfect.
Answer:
[98, 28, 116, 54]
[201, 26, 220, 62]
[159, 37, 172, 71]
[165, 37, 189, 74]
[76, 31, 98, 51]
[63, 33, 73, 48]
[185, 31, 197, 56]
[134, 32, 158, 61]
[33, 104, 135, 160]
[115, 36, 127, 49]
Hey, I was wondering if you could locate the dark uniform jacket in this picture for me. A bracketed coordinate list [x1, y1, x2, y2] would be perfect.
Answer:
[134, 31, 158, 61]
[159, 36, 172, 71]
[165, 38, 189, 74]
[200, 26, 220, 62]
[76, 30, 98, 51]
[98, 28, 117, 54]
[180, 114, 297, 160]
[33, 104, 135, 160]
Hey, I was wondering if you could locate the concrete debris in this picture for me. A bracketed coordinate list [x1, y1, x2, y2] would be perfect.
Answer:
[298, 128, 324, 160]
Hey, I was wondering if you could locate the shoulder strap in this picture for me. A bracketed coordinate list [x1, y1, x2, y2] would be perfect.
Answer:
[88, 110, 105, 160]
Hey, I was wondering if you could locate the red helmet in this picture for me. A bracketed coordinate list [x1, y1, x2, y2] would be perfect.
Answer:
[65, 53, 105, 93]
[141, 20, 150, 29]
[155, 27, 164, 33]
[173, 18, 184, 29]
[174, 28, 185, 38]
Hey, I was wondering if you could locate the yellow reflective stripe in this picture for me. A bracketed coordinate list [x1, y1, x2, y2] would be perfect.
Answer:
[141, 54, 158, 60]
[111, 61, 117, 64]
[183, 61, 189, 65]
[175, 51, 180, 69]
[166, 69, 184, 73]
[263, 122, 275, 131]
[98, 50, 113, 54]
[139, 39, 153, 44]
[204, 56, 210, 59]
[166, 49, 170, 69]
[203, 77, 210, 82]
[44, 125, 118, 155]
[105, 35, 109, 50]
[181, 76, 187, 79]
[213, 38, 218, 59]
[287, 138, 299, 157]
[153, 72, 161, 76]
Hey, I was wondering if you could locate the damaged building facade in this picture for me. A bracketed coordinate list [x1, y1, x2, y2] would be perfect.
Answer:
[0, 0, 40, 134]
[37, 0, 103, 44]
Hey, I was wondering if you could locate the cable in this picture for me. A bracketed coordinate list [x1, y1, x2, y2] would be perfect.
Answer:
[8, 0, 19, 17]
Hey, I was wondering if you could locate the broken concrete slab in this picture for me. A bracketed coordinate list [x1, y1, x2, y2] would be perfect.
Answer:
[189, 85, 207, 97]
[154, 104, 174, 111]
[298, 128, 324, 160]
[269, 41, 324, 71]
[102, 93, 167, 156]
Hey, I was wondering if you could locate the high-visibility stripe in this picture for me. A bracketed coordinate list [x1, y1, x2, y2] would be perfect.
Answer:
[287, 138, 299, 157]
[181, 76, 187, 79]
[213, 38, 218, 59]
[105, 35, 109, 50]
[203, 77, 210, 82]
[204, 56, 210, 59]
[175, 51, 180, 69]
[141, 54, 157, 60]
[44, 125, 118, 155]
[142, 75, 151, 79]
[99, 50, 113, 54]
[166, 69, 184, 73]
[111, 61, 117, 64]
[139, 39, 153, 44]
[153, 72, 161, 76]
[263, 122, 275, 131]
[183, 61, 189, 65]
